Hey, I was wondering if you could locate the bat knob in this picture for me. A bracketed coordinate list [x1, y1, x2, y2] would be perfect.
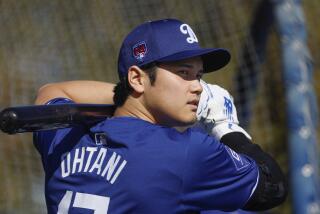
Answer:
[0, 110, 18, 134]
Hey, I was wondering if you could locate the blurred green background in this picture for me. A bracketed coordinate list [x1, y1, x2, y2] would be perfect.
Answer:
[0, 0, 319, 213]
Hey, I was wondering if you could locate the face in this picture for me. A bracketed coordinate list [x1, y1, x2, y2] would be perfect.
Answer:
[143, 57, 203, 127]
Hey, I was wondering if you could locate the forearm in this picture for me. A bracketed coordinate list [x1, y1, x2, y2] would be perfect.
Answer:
[220, 132, 288, 210]
[35, 81, 115, 105]
[196, 80, 287, 209]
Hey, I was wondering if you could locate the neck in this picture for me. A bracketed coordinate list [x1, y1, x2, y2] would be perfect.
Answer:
[114, 96, 155, 124]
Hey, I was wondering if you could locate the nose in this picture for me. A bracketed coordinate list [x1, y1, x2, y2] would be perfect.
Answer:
[190, 79, 203, 95]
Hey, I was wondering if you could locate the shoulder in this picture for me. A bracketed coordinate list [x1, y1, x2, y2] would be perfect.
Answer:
[34, 125, 88, 153]
[184, 128, 224, 159]
[188, 128, 218, 144]
[181, 129, 259, 210]
[33, 98, 88, 156]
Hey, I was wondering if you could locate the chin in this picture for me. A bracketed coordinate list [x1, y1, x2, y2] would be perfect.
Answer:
[176, 116, 197, 127]
[158, 112, 197, 127]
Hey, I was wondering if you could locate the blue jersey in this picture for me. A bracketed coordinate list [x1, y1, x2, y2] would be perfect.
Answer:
[34, 99, 259, 214]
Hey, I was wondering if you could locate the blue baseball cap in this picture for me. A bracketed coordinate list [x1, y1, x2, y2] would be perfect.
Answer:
[118, 18, 230, 80]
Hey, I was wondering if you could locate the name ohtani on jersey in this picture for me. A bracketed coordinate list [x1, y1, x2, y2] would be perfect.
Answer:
[60, 146, 127, 184]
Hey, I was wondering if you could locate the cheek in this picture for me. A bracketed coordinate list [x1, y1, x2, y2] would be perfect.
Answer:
[149, 87, 182, 112]
[145, 71, 196, 124]
[145, 82, 182, 116]
[154, 80, 186, 109]
[155, 85, 192, 122]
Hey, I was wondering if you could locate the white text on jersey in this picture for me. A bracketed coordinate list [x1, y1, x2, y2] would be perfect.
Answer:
[60, 147, 127, 184]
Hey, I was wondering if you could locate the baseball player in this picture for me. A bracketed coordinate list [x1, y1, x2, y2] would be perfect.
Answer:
[34, 19, 287, 213]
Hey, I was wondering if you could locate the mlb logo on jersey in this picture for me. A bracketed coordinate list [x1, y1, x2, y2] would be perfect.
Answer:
[133, 41, 147, 61]
[95, 133, 107, 145]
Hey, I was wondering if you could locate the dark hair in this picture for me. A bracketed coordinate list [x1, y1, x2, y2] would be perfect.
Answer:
[113, 63, 157, 106]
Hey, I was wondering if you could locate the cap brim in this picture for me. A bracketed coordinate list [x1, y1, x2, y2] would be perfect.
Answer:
[156, 48, 230, 73]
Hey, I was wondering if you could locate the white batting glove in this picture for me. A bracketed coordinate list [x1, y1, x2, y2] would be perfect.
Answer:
[195, 79, 252, 140]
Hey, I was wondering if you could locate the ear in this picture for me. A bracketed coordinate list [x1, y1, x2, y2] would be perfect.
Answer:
[127, 65, 146, 93]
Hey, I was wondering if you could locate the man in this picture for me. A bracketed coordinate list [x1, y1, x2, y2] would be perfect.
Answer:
[34, 19, 287, 213]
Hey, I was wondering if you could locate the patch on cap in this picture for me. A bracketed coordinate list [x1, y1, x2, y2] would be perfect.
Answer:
[133, 41, 147, 61]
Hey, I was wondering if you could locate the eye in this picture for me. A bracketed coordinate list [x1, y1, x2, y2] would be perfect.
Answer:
[177, 70, 189, 77]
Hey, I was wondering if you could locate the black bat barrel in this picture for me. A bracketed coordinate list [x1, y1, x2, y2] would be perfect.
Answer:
[0, 104, 115, 134]
[0, 109, 19, 134]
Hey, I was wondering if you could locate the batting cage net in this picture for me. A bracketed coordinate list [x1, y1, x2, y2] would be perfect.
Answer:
[0, 0, 319, 213]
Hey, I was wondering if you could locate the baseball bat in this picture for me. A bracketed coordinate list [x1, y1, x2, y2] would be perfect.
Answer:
[0, 104, 115, 134]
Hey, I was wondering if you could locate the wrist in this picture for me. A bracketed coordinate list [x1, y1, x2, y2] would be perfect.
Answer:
[210, 122, 252, 140]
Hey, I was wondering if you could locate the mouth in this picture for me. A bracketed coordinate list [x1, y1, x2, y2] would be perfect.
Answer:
[187, 100, 199, 110]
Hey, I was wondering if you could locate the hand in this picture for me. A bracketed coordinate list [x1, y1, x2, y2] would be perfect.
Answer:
[195, 80, 251, 140]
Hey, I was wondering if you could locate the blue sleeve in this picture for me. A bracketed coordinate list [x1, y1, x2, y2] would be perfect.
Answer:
[182, 131, 259, 212]
[33, 98, 84, 169]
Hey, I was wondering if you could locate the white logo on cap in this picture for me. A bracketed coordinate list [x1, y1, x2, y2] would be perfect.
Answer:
[180, 24, 198, 44]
